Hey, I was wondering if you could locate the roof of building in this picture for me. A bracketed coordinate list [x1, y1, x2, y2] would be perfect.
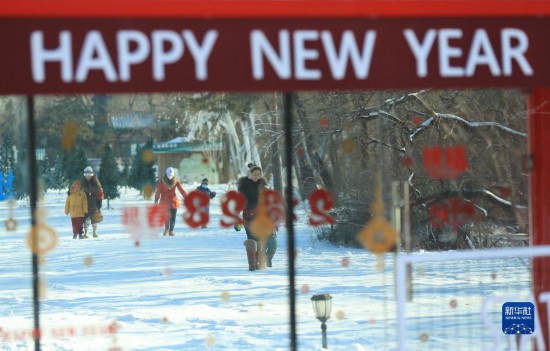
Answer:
[109, 112, 175, 130]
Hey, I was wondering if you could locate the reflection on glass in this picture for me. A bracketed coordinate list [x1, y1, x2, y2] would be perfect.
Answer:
[0, 90, 530, 350]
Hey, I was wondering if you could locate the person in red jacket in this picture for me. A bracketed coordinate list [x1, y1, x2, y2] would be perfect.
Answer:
[154, 167, 187, 236]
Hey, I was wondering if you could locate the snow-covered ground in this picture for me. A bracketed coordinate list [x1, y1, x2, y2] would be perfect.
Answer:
[0, 185, 538, 350]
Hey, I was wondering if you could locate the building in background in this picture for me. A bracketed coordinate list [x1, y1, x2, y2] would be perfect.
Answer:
[153, 137, 228, 185]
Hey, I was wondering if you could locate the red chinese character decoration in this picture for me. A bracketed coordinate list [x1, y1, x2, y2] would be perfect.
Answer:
[122, 204, 167, 240]
[220, 190, 246, 228]
[183, 190, 210, 228]
[500, 187, 511, 198]
[423, 145, 468, 179]
[412, 115, 423, 126]
[263, 189, 286, 226]
[122, 206, 139, 227]
[308, 189, 336, 226]
[428, 197, 478, 229]
[147, 204, 168, 228]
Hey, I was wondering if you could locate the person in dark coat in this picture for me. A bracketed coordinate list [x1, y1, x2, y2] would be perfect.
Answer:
[154, 167, 187, 236]
[237, 163, 277, 271]
[195, 178, 216, 228]
[79, 166, 104, 238]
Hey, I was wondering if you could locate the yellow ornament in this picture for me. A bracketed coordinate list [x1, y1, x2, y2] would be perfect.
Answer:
[341, 139, 356, 153]
[39, 278, 47, 300]
[249, 195, 275, 240]
[142, 149, 154, 163]
[4, 217, 18, 231]
[357, 217, 396, 254]
[4, 198, 18, 231]
[357, 175, 396, 254]
[205, 334, 216, 347]
[220, 291, 230, 301]
[83, 256, 94, 267]
[27, 224, 58, 255]
[61, 122, 78, 150]
[143, 184, 155, 200]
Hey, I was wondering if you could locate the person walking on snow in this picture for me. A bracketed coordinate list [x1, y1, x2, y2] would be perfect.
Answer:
[80, 166, 104, 238]
[154, 167, 187, 236]
[237, 163, 277, 271]
[65, 179, 88, 239]
[195, 178, 216, 228]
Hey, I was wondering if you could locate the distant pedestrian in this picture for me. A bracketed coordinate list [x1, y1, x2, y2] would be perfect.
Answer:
[80, 166, 104, 238]
[154, 167, 187, 236]
[195, 178, 216, 228]
[64, 180, 88, 239]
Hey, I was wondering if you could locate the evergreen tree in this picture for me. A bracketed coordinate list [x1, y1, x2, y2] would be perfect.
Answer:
[91, 95, 108, 117]
[12, 146, 27, 199]
[128, 138, 156, 192]
[37, 96, 98, 158]
[91, 95, 109, 133]
[0, 131, 15, 176]
[99, 143, 120, 209]
[62, 146, 88, 187]
[141, 138, 156, 189]
[37, 154, 51, 192]
[50, 154, 66, 191]
[129, 143, 143, 190]
[120, 159, 131, 188]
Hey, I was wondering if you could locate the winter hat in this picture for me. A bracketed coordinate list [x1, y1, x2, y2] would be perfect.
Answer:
[166, 167, 175, 180]
[201, 178, 208, 185]
[83, 166, 94, 175]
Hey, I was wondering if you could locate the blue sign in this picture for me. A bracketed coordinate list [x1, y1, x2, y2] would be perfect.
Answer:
[0, 170, 14, 201]
[502, 302, 535, 335]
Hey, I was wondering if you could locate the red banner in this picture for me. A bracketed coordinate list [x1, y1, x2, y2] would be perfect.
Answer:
[0, 17, 549, 94]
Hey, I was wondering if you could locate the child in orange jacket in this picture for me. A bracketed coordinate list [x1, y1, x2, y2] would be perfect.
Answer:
[65, 179, 88, 239]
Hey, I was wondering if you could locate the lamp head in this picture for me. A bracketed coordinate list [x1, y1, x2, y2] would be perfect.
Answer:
[311, 294, 332, 323]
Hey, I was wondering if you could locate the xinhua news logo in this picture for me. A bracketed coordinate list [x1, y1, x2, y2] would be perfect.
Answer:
[502, 302, 535, 335]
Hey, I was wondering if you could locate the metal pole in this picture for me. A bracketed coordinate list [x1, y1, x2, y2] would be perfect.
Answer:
[27, 96, 41, 350]
[403, 181, 412, 301]
[321, 322, 327, 349]
[283, 93, 297, 351]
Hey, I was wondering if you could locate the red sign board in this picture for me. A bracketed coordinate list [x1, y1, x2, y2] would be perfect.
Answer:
[0, 17, 549, 94]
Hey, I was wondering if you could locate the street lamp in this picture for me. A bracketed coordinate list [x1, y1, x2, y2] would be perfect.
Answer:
[311, 294, 332, 349]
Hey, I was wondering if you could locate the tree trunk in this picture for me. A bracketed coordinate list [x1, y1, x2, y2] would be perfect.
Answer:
[249, 105, 262, 168]
[264, 94, 283, 192]
[221, 111, 242, 179]
[292, 94, 336, 196]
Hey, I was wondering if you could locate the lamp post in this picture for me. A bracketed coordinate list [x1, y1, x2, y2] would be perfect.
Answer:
[311, 294, 332, 349]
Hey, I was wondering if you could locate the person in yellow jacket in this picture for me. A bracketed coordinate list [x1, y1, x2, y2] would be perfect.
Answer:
[65, 179, 89, 239]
